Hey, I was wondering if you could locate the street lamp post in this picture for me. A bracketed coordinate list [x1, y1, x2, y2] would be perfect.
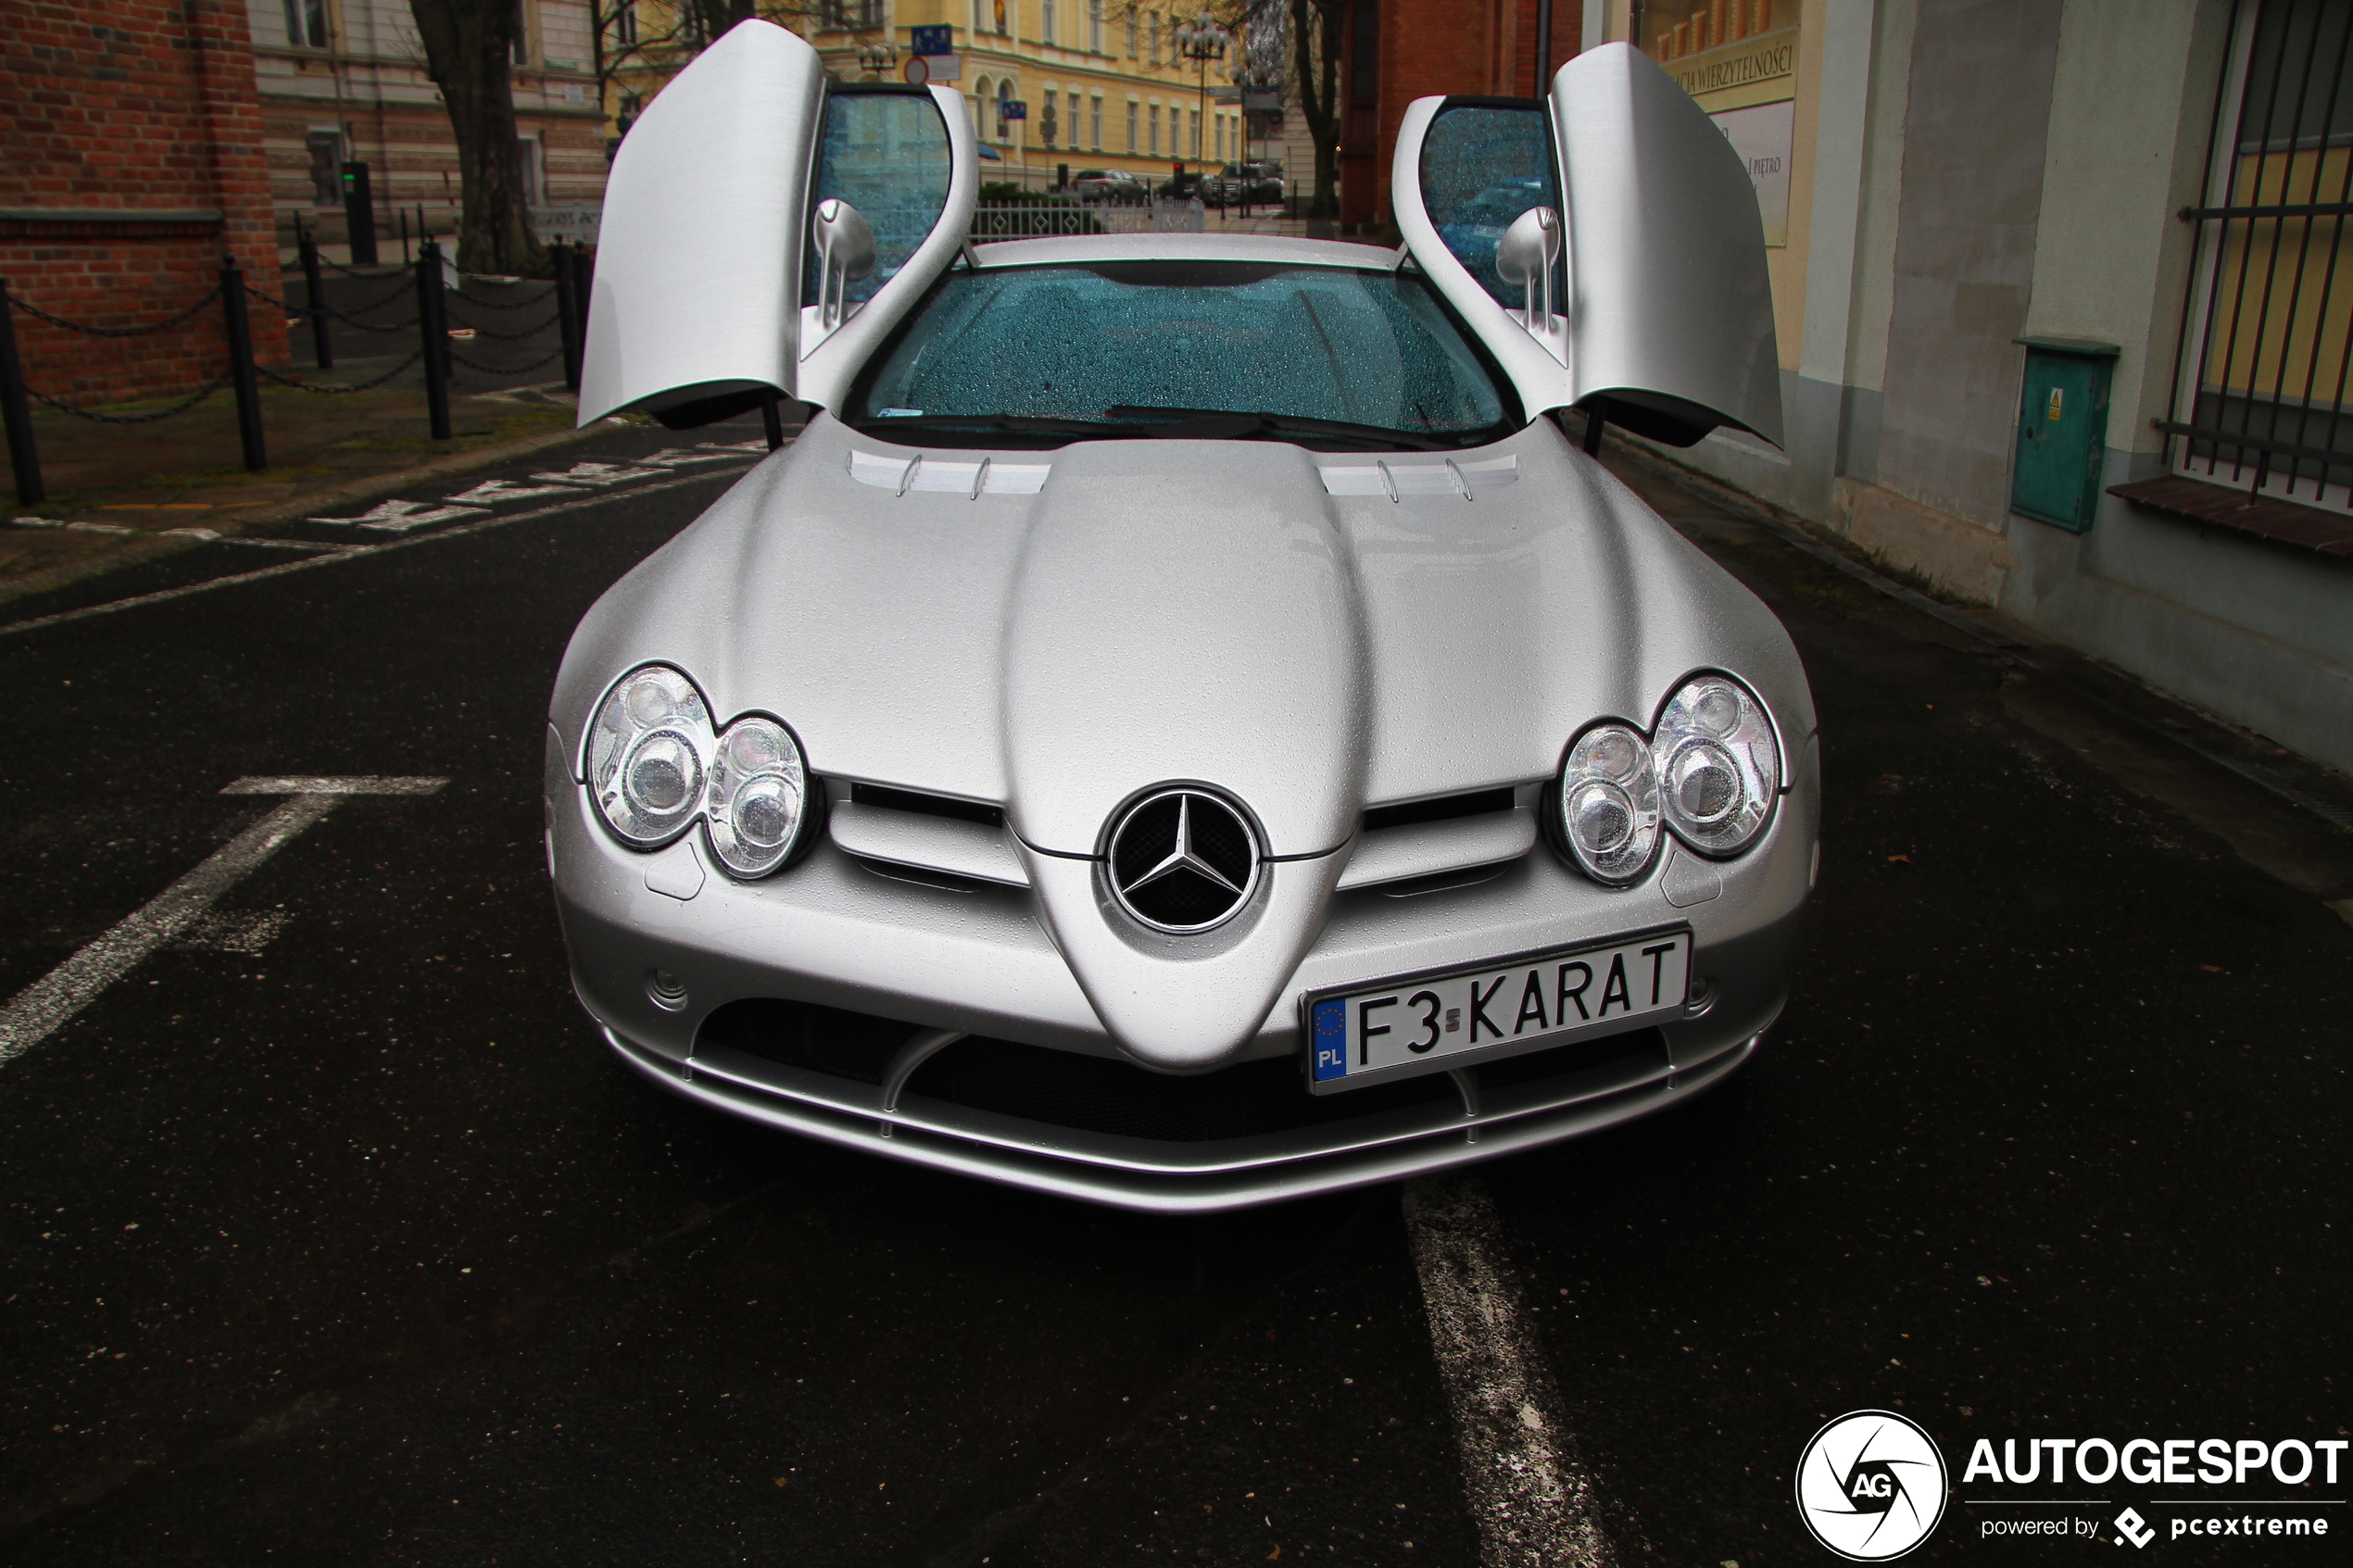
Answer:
[855, 40, 897, 79]
[1173, 12, 1229, 200]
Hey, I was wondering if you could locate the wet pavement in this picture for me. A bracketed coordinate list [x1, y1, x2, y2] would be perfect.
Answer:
[0, 416, 2345, 1565]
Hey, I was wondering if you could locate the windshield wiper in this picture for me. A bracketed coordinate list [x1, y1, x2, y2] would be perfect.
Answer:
[1102, 406, 1461, 451]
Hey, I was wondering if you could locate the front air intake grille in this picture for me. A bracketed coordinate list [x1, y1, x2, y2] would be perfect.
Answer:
[697, 1001, 1668, 1146]
[907, 1035, 1454, 1142]
[848, 782, 1005, 828]
[1361, 786, 1516, 833]
[698, 997, 912, 1085]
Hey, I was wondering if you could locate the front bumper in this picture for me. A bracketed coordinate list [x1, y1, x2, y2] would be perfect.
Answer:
[550, 732, 1814, 1211]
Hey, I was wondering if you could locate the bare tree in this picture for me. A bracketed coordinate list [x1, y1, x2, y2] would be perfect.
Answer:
[1290, 0, 1341, 220]
[409, 0, 543, 276]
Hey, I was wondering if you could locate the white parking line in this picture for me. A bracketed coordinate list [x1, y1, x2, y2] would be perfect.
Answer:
[1403, 1173, 1617, 1568]
[0, 776, 447, 1069]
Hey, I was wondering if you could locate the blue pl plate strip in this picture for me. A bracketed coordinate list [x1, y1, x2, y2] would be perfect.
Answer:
[1312, 998, 1349, 1081]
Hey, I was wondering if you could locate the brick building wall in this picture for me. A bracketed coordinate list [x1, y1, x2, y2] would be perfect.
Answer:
[2, 0, 290, 406]
[1338, 0, 1583, 229]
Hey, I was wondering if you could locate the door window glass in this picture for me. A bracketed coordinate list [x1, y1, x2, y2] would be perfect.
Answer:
[1416, 103, 1558, 309]
[804, 89, 953, 310]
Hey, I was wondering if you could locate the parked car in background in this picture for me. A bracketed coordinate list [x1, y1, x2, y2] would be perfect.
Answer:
[1203, 160, 1285, 208]
[1071, 169, 1148, 204]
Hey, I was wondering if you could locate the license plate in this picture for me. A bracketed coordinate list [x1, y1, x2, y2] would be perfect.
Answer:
[1303, 927, 1691, 1093]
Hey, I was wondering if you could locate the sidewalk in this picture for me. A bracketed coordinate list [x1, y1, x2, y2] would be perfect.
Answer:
[3, 377, 604, 604]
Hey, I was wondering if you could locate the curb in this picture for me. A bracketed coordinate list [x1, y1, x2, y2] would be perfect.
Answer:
[0, 418, 616, 610]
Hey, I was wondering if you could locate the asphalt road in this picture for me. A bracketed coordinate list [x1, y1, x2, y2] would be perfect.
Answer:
[0, 416, 2345, 1566]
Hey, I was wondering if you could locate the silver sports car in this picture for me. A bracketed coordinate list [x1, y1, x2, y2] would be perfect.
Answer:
[548, 23, 1817, 1211]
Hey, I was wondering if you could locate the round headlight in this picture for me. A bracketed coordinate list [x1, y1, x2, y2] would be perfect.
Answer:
[589, 665, 714, 847]
[1558, 721, 1661, 884]
[1654, 674, 1779, 855]
[703, 716, 808, 878]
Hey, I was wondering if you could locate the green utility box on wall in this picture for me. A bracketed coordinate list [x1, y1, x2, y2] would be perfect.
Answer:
[2010, 336, 2120, 532]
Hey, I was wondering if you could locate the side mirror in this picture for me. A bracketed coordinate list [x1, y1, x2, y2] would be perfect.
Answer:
[812, 198, 876, 330]
[1495, 205, 1561, 335]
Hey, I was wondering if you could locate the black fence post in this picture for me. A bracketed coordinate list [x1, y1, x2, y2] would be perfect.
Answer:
[760, 388, 784, 450]
[0, 278, 44, 506]
[220, 256, 267, 471]
[418, 240, 452, 440]
[572, 243, 593, 347]
[298, 218, 334, 370]
[552, 239, 582, 393]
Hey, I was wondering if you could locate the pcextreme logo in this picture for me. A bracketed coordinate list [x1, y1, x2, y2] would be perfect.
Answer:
[1796, 1410, 1950, 1561]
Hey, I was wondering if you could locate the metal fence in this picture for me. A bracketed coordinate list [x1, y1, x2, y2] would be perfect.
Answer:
[2168, 0, 2353, 512]
[968, 197, 1206, 242]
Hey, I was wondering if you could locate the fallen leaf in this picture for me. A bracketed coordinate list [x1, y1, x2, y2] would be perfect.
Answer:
[1267, 1549, 1281, 1562]
[773, 1477, 787, 1488]
[2198, 964, 2221, 972]
[1888, 854, 1912, 863]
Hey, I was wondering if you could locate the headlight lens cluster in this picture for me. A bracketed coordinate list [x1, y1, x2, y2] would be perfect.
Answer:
[588, 665, 808, 878]
[1558, 673, 1780, 884]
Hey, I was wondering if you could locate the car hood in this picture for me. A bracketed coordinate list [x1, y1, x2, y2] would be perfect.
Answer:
[553, 413, 1812, 1066]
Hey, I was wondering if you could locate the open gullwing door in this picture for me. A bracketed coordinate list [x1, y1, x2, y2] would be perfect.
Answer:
[1393, 42, 1781, 447]
[580, 19, 978, 427]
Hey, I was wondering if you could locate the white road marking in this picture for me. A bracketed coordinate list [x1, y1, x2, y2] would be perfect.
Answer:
[221, 775, 449, 796]
[635, 446, 750, 467]
[0, 465, 753, 638]
[527, 462, 665, 487]
[306, 499, 490, 531]
[1403, 1173, 1616, 1568]
[12, 517, 137, 534]
[0, 777, 446, 1069]
[443, 478, 586, 505]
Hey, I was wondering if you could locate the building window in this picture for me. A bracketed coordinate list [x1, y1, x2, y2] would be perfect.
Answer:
[306, 129, 343, 204]
[1088, 94, 1101, 150]
[1126, 99, 1138, 152]
[1042, 0, 1056, 43]
[1126, 9, 1137, 56]
[1189, 107, 1199, 159]
[997, 78, 1014, 141]
[511, 0, 532, 65]
[1088, 0, 1103, 54]
[997, 0, 1010, 37]
[283, 0, 329, 48]
[1149, 103, 1160, 155]
[1214, 114, 1224, 161]
[517, 134, 544, 206]
[611, 0, 637, 45]
[1149, 11, 1160, 65]
[2169, 0, 2353, 516]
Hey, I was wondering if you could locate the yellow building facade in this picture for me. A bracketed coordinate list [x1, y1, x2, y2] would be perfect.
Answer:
[603, 3, 1260, 186]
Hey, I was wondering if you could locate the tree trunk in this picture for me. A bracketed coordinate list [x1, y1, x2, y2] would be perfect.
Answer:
[1290, 0, 1341, 220]
[409, 0, 544, 277]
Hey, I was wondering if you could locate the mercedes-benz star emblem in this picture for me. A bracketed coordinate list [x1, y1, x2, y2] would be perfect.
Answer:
[1107, 788, 1261, 933]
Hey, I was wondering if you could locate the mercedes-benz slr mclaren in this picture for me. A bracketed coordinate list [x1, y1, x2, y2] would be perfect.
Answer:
[548, 23, 1818, 1210]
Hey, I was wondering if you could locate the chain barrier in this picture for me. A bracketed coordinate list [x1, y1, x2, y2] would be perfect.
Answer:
[245, 280, 416, 333]
[446, 312, 560, 342]
[449, 345, 565, 376]
[255, 351, 423, 395]
[8, 286, 225, 339]
[28, 373, 232, 423]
